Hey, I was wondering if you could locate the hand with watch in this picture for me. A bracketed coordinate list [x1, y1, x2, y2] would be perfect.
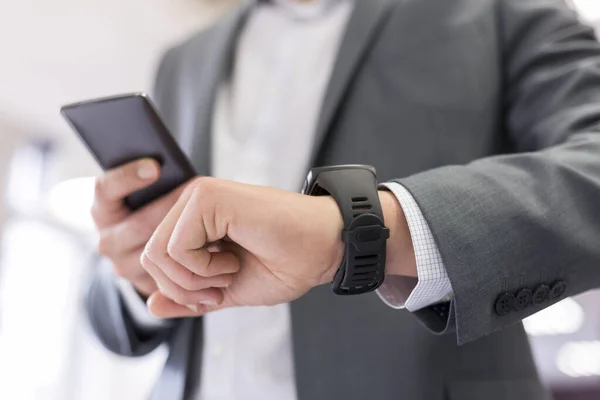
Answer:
[141, 165, 417, 318]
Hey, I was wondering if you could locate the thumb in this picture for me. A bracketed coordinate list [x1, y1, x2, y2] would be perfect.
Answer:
[146, 291, 198, 318]
[147, 291, 222, 318]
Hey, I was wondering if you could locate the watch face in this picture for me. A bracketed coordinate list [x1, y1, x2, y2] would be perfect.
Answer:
[311, 164, 376, 176]
[302, 165, 376, 195]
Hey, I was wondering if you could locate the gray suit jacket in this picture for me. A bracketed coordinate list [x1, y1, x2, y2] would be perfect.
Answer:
[86, 0, 600, 399]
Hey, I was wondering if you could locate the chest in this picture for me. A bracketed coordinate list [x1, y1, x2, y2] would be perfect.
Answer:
[210, 3, 354, 191]
[166, 0, 504, 181]
[316, 0, 503, 181]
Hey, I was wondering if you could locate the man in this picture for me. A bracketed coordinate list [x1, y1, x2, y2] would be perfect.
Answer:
[86, 0, 600, 399]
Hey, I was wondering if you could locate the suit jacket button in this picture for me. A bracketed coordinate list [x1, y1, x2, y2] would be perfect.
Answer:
[495, 293, 515, 315]
[514, 288, 533, 310]
[532, 284, 550, 305]
[549, 281, 567, 300]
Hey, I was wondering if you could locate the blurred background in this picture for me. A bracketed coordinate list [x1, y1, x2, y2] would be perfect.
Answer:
[0, 1, 599, 399]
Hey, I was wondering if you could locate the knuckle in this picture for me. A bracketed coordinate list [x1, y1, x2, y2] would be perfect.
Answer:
[145, 244, 165, 264]
[94, 175, 110, 204]
[98, 166, 131, 201]
[139, 252, 152, 269]
[112, 164, 128, 179]
[166, 241, 185, 263]
[191, 176, 219, 198]
[97, 174, 120, 202]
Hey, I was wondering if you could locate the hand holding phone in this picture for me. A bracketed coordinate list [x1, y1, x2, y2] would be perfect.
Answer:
[91, 158, 190, 297]
[61, 93, 196, 210]
[61, 93, 197, 296]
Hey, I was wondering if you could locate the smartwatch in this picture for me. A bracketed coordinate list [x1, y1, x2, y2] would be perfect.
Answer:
[301, 165, 390, 295]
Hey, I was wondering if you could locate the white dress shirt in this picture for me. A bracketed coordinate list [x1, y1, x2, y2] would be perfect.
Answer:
[119, 1, 453, 399]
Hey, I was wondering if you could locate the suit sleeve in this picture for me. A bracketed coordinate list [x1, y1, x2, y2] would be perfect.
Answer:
[85, 259, 176, 356]
[83, 46, 183, 356]
[396, 0, 600, 345]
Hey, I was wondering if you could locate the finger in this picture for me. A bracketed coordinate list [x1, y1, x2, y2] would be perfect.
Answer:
[98, 158, 160, 203]
[157, 251, 239, 291]
[98, 188, 187, 257]
[143, 181, 212, 279]
[141, 252, 224, 306]
[143, 182, 194, 267]
[147, 292, 224, 318]
[167, 182, 232, 276]
[168, 247, 241, 280]
[92, 158, 160, 226]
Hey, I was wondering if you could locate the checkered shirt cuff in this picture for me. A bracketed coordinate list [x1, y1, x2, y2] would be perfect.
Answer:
[376, 182, 453, 311]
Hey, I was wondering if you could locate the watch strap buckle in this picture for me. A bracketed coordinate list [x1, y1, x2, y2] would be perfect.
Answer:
[334, 214, 390, 295]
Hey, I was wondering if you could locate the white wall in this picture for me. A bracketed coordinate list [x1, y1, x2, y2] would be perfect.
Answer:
[0, 2, 236, 400]
[0, 118, 22, 249]
[0, 0, 234, 136]
[0, 0, 236, 184]
[572, 0, 600, 25]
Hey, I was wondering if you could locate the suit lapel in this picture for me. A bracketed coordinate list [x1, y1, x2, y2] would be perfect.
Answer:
[310, 0, 394, 167]
[186, 3, 252, 176]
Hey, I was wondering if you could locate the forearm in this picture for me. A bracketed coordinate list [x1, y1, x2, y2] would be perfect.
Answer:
[385, 0, 600, 344]
[379, 191, 417, 279]
[317, 191, 417, 286]
[399, 133, 600, 344]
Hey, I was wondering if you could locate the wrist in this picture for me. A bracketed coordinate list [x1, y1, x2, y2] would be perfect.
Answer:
[318, 196, 345, 286]
[319, 191, 416, 287]
[379, 190, 417, 278]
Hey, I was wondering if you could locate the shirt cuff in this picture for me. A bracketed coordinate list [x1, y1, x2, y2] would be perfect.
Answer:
[117, 278, 171, 331]
[376, 182, 453, 312]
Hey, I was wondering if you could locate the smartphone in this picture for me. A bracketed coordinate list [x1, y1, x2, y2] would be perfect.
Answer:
[61, 93, 196, 210]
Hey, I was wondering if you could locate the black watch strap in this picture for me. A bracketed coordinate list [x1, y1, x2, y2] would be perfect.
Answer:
[304, 165, 390, 295]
